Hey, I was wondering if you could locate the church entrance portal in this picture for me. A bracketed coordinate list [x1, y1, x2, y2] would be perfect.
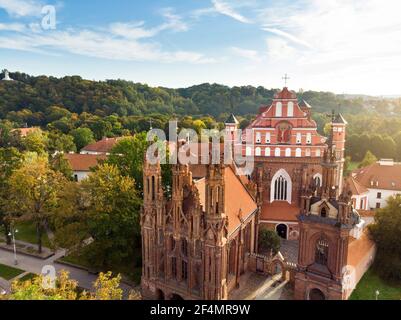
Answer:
[276, 224, 288, 239]
[309, 288, 326, 300]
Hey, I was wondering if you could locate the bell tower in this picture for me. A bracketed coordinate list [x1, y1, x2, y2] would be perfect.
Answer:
[295, 151, 358, 300]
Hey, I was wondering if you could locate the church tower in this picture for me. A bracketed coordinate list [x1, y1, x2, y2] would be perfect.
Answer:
[141, 156, 164, 293]
[331, 113, 347, 193]
[295, 135, 359, 300]
[203, 162, 229, 300]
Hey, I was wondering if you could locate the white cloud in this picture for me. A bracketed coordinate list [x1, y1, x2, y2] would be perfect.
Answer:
[230, 46, 262, 62]
[0, 23, 26, 32]
[0, 0, 43, 17]
[262, 27, 312, 49]
[0, 27, 215, 64]
[110, 8, 188, 40]
[212, 0, 251, 23]
[193, 0, 252, 24]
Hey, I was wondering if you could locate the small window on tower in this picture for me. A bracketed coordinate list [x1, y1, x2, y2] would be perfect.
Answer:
[320, 207, 327, 218]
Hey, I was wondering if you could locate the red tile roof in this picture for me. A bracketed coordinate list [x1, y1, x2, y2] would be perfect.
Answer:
[347, 230, 375, 268]
[347, 176, 369, 195]
[352, 161, 401, 191]
[194, 166, 257, 235]
[81, 137, 121, 153]
[64, 153, 107, 171]
[261, 202, 300, 222]
[12, 127, 39, 137]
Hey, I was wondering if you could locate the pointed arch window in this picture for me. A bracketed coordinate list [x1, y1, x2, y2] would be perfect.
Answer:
[271, 169, 292, 203]
[315, 237, 329, 266]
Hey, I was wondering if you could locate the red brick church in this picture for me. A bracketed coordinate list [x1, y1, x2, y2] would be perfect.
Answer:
[140, 87, 375, 300]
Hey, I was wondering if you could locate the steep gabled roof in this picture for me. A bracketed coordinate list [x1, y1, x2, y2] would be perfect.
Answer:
[193, 165, 257, 235]
[81, 137, 121, 153]
[64, 153, 107, 171]
[352, 161, 401, 191]
[225, 113, 239, 124]
[347, 176, 369, 195]
[333, 113, 348, 125]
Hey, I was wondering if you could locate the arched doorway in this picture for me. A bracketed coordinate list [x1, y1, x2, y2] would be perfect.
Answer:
[156, 289, 165, 300]
[170, 293, 184, 300]
[276, 224, 288, 239]
[309, 288, 326, 300]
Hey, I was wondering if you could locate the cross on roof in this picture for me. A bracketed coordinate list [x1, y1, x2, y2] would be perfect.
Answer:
[282, 73, 290, 87]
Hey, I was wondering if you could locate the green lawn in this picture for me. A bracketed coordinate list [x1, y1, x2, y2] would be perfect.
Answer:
[350, 269, 401, 300]
[0, 263, 25, 280]
[0, 222, 51, 248]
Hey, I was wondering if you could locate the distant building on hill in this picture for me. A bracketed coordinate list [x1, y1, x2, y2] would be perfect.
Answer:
[64, 153, 107, 181]
[351, 159, 401, 210]
[2, 69, 13, 81]
[80, 137, 121, 155]
[11, 127, 39, 137]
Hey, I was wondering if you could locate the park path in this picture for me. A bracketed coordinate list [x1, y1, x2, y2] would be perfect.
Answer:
[0, 247, 134, 298]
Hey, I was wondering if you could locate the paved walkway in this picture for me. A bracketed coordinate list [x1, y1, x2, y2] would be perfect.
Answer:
[0, 247, 134, 298]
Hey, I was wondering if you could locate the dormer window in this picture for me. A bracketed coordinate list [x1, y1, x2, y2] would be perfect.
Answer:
[320, 207, 327, 218]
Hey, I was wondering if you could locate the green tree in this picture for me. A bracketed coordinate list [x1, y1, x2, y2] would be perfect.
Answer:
[47, 131, 76, 153]
[50, 153, 73, 179]
[0, 147, 23, 244]
[70, 127, 95, 151]
[8, 153, 66, 253]
[258, 229, 281, 255]
[82, 164, 141, 267]
[393, 132, 401, 161]
[21, 129, 48, 155]
[106, 133, 148, 191]
[7, 270, 123, 300]
[369, 195, 401, 281]
[358, 150, 377, 168]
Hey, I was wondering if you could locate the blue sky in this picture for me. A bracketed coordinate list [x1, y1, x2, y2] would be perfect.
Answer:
[1, 0, 401, 95]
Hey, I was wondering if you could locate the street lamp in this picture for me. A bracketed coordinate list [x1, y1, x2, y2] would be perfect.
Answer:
[375, 290, 380, 300]
[8, 227, 18, 266]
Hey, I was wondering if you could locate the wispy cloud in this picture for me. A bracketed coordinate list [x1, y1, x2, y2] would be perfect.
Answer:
[262, 27, 312, 49]
[212, 0, 252, 24]
[110, 8, 188, 40]
[0, 22, 26, 32]
[0, 27, 215, 64]
[193, 0, 252, 24]
[0, 0, 43, 17]
[230, 46, 262, 62]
